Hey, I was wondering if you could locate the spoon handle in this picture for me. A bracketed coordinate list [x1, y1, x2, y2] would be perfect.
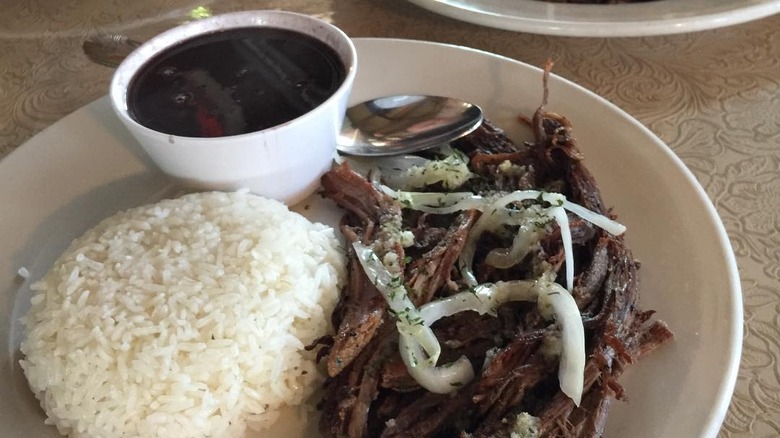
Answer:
[83, 34, 143, 68]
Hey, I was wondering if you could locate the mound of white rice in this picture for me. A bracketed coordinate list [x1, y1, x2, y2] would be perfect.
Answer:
[20, 191, 345, 438]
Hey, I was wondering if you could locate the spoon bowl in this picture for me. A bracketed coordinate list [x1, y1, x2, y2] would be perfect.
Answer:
[84, 33, 484, 156]
[338, 95, 483, 156]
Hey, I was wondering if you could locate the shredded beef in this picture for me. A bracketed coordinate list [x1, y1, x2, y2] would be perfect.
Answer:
[313, 62, 672, 437]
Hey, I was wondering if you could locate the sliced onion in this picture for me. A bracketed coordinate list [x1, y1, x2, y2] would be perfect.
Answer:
[492, 190, 566, 208]
[550, 207, 574, 291]
[485, 221, 547, 269]
[343, 156, 431, 191]
[356, 247, 586, 402]
[346, 153, 472, 191]
[418, 290, 486, 323]
[536, 279, 585, 406]
[343, 155, 430, 176]
[458, 211, 497, 287]
[411, 278, 584, 403]
[356, 183, 603, 404]
[398, 334, 474, 394]
[375, 155, 432, 189]
[418, 281, 537, 324]
[406, 281, 538, 394]
[382, 188, 487, 215]
[562, 200, 626, 236]
[397, 154, 472, 190]
[353, 242, 441, 365]
[490, 281, 541, 305]
[382, 187, 624, 238]
[430, 190, 623, 290]
[457, 193, 547, 287]
[377, 155, 432, 170]
[490, 206, 546, 227]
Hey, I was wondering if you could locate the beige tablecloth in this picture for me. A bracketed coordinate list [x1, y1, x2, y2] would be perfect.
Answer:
[2, 1, 778, 436]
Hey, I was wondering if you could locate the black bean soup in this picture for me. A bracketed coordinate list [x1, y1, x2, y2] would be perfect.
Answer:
[127, 27, 346, 138]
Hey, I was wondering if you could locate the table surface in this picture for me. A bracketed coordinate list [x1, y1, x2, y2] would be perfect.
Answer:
[1, 1, 778, 436]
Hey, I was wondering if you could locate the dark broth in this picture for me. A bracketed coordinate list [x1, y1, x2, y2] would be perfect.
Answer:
[127, 27, 346, 137]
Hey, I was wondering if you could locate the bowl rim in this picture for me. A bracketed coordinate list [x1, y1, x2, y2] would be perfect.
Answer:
[108, 10, 358, 142]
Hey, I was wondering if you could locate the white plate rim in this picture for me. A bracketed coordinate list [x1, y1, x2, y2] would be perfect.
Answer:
[406, 0, 780, 37]
[0, 37, 743, 437]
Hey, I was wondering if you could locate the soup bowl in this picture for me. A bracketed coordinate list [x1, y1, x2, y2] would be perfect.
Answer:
[109, 10, 357, 205]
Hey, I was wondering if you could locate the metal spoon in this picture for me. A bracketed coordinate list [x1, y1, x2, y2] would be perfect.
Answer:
[83, 34, 484, 156]
[338, 95, 482, 156]
[83, 33, 141, 69]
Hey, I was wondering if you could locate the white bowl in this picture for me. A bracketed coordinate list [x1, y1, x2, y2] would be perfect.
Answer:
[109, 11, 357, 205]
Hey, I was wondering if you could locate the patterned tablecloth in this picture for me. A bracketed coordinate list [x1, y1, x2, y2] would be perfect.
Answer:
[2, 0, 778, 436]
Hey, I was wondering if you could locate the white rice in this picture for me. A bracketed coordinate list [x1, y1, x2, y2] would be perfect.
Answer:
[20, 191, 346, 438]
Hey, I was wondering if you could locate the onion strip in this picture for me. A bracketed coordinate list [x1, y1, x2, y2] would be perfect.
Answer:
[551, 206, 574, 291]
[418, 281, 537, 323]
[398, 335, 474, 394]
[399, 281, 544, 394]
[356, 185, 604, 404]
[384, 188, 625, 292]
[380, 186, 487, 215]
[419, 278, 584, 403]
[384, 188, 623, 237]
[484, 220, 547, 269]
[356, 245, 586, 402]
[353, 242, 440, 366]
[562, 200, 625, 235]
[344, 152, 472, 192]
[536, 278, 585, 406]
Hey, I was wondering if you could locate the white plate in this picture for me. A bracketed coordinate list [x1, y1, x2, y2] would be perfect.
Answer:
[0, 38, 741, 437]
[407, 0, 780, 37]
